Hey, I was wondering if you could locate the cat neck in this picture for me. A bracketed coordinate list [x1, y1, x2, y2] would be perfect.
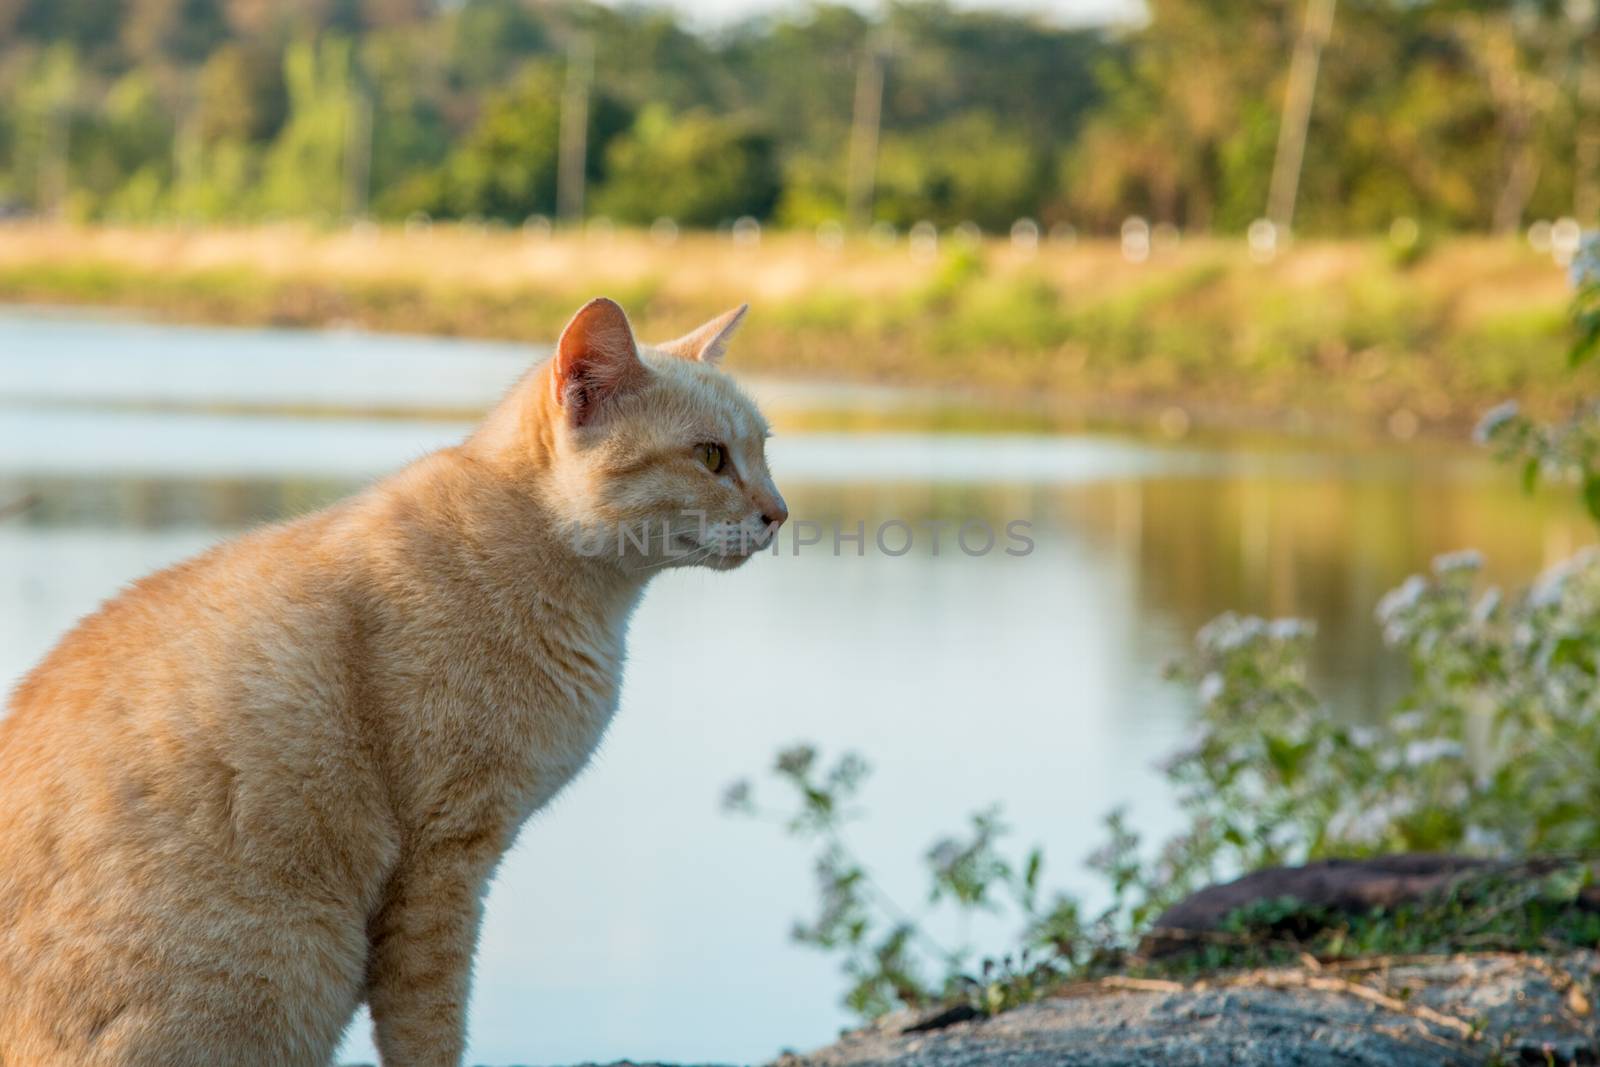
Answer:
[462, 449, 647, 605]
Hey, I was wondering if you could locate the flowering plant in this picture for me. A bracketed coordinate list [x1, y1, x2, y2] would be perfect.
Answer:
[728, 234, 1600, 1018]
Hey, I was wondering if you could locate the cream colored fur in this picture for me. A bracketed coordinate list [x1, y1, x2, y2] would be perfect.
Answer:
[0, 298, 786, 1067]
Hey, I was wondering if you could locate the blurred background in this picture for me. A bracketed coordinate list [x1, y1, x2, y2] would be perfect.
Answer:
[3, 0, 1600, 237]
[1, 0, 1598, 1063]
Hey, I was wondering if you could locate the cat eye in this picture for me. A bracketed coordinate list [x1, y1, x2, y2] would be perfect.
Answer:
[695, 442, 727, 474]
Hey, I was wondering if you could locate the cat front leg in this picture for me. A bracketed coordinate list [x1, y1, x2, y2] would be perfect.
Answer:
[364, 846, 491, 1067]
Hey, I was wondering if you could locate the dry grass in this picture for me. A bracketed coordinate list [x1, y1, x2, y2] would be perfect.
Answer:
[0, 222, 1220, 298]
[0, 222, 1580, 432]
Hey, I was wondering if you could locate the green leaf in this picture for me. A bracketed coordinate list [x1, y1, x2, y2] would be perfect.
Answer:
[1585, 473, 1600, 524]
[1572, 308, 1600, 368]
[1264, 733, 1309, 784]
[1522, 457, 1541, 495]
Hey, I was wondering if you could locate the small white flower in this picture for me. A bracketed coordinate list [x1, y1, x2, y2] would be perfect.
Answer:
[1433, 549, 1484, 576]
[1376, 575, 1428, 628]
[1472, 401, 1520, 445]
[1403, 738, 1465, 766]
[1471, 588, 1501, 625]
[1528, 548, 1600, 609]
[1335, 795, 1415, 842]
[1199, 613, 1268, 654]
[1197, 672, 1225, 704]
[1569, 232, 1600, 288]
[1268, 618, 1316, 642]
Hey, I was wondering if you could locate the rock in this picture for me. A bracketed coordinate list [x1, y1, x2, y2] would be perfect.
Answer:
[901, 1005, 985, 1034]
[1143, 854, 1600, 958]
[786, 952, 1600, 1067]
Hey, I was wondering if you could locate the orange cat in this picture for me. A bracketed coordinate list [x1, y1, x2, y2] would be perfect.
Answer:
[0, 298, 786, 1067]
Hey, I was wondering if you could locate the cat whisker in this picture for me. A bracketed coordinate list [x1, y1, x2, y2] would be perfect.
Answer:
[625, 538, 720, 573]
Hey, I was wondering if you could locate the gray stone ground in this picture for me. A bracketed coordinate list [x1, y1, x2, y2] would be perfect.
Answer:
[780, 952, 1600, 1067]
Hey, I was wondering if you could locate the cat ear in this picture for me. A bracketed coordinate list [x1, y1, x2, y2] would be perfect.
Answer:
[552, 297, 645, 427]
[660, 304, 748, 366]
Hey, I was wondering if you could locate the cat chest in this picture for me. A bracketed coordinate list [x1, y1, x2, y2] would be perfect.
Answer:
[443, 632, 626, 813]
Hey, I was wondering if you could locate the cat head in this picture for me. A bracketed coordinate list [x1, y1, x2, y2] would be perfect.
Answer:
[530, 297, 787, 571]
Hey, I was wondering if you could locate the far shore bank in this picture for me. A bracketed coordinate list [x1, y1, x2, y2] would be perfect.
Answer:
[0, 224, 1581, 437]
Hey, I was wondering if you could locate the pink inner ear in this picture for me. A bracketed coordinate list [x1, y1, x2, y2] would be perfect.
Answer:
[553, 298, 643, 426]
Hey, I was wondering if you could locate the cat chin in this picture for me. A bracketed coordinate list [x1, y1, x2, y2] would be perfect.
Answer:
[699, 548, 757, 571]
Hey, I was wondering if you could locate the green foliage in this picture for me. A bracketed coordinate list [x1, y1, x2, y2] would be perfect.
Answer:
[727, 267, 1600, 1021]
[360, 48, 446, 201]
[1572, 238, 1600, 370]
[448, 0, 547, 90]
[0, 0, 1589, 231]
[723, 748, 1098, 1016]
[1061, 0, 1583, 234]
[873, 112, 1044, 231]
[1475, 238, 1600, 523]
[383, 60, 633, 222]
[1182, 547, 1600, 861]
[71, 72, 174, 221]
[259, 37, 357, 220]
[6, 44, 79, 213]
[594, 106, 778, 227]
[390, 64, 563, 222]
[195, 44, 286, 145]
[729, 545, 1600, 1017]
[1170, 863, 1600, 975]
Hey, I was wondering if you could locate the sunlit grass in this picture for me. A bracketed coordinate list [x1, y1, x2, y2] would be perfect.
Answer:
[0, 222, 1578, 431]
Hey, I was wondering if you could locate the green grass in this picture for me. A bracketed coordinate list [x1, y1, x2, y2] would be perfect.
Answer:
[1132, 861, 1600, 982]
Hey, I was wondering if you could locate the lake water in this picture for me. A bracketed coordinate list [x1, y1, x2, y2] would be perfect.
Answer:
[1, 309, 1591, 1065]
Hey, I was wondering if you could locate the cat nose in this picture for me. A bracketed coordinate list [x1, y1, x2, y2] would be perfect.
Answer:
[760, 497, 788, 529]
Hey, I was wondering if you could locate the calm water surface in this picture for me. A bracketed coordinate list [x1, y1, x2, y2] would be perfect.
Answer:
[1, 310, 1591, 1065]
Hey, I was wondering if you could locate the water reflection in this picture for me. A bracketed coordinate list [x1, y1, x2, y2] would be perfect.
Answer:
[7, 429, 1584, 727]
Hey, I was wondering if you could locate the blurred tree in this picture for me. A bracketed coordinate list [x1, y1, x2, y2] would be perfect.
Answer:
[873, 110, 1044, 230]
[880, 1, 1104, 144]
[9, 44, 81, 215]
[1062, 0, 1292, 231]
[12, 0, 122, 54]
[259, 36, 356, 219]
[721, 2, 867, 152]
[0, 0, 23, 38]
[73, 71, 175, 220]
[430, 62, 564, 219]
[122, 0, 228, 64]
[1451, 3, 1569, 234]
[448, 0, 548, 89]
[587, 6, 731, 115]
[723, 4, 870, 226]
[1294, 5, 1491, 231]
[197, 43, 287, 143]
[361, 27, 451, 211]
[594, 104, 779, 225]
[383, 61, 628, 221]
[357, 0, 433, 31]
[775, 153, 848, 227]
[0, 0, 1595, 232]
